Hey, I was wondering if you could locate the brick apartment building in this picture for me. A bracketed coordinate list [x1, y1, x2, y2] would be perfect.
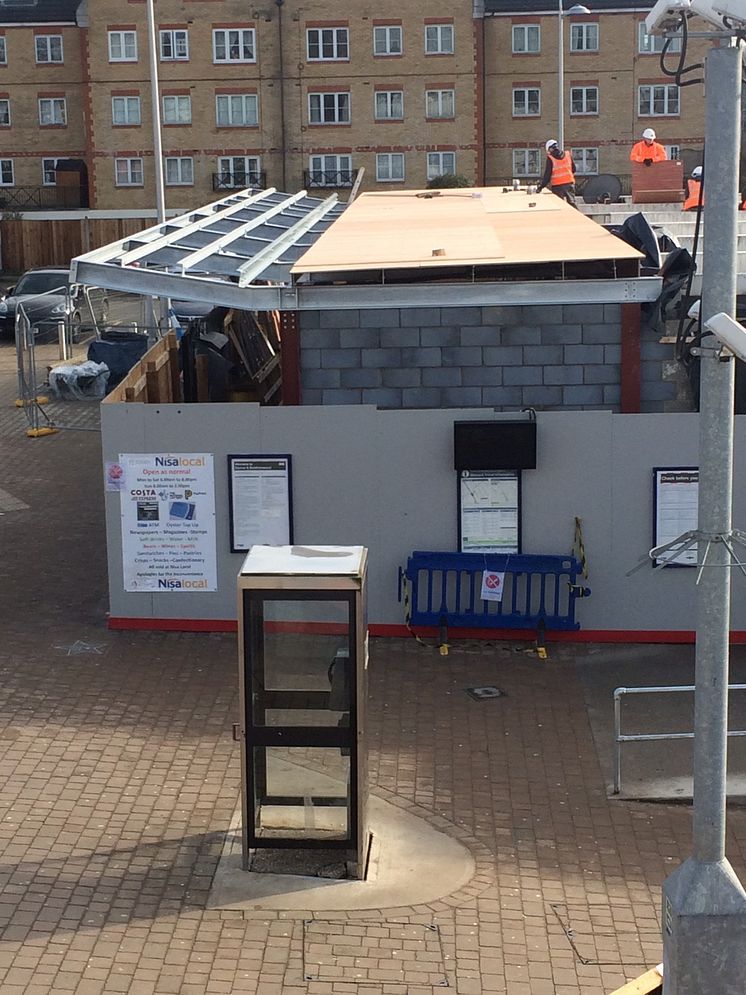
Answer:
[0, 0, 706, 211]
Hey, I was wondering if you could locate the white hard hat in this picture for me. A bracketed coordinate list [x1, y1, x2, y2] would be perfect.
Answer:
[642, 128, 656, 141]
[545, 139, 558, 152]
[692, 165, 703, 178]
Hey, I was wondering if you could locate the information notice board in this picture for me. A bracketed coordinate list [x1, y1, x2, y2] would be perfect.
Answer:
[228, 454, 293, 553]
[458, 470, 520, 554]
[653, 466, 699, 567]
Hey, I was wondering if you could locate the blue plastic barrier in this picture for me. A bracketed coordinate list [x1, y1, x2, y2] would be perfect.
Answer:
[399, 550, 589, 632]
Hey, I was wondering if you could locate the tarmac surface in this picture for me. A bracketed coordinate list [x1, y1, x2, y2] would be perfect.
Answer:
[3, 337, 746, 994]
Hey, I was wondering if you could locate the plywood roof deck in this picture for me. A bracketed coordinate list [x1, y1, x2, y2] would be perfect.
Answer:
[291, 187, 643, 280]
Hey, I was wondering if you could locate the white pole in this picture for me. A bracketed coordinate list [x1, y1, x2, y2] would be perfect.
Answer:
[557, 0, 564, 150]
[145, 0, 166, 224]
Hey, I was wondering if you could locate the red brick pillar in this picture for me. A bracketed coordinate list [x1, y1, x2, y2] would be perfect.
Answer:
[620, 302, 641, 413]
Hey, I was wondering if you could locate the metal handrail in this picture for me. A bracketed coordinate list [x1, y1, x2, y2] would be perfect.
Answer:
[612, 684, 746, 795]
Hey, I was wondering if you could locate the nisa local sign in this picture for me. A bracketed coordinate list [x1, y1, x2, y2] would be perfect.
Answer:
[154, 456, 206, 467]
[158, 578, 209, 590]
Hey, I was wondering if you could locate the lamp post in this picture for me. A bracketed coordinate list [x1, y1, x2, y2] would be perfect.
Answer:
[557, 2, 590, 151]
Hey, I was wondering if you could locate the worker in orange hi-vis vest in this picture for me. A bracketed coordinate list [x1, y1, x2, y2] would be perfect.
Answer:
[683, 166, 704, 211]
[630, 127, 668, 165]
[536, 139, 578, 206]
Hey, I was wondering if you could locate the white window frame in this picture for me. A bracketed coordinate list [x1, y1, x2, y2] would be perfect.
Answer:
[42, 157, 59, 185]
[571, 147, 599, 175]
[212, 28, 256, 64]
[639, 22, 681, 53]
[570, 23, 599, 52]
[512, 24, 540, 54]
[108, 30, 137, 62]
[306, 27, 349, 62]
[512, 148, 541, 177]
[0, 37, 6, 64]
[159, 29, 189, 61]
[425, 89, 455, 119]
[374, 90, 403, 121]
[666, 144, 681, 159]
[35, 34, 63, 63]
[373, 25, 402, 56]
[38, 97, 66, 126]
[638, 83, 680, 116]
[376, 152, 405, 182]
[425, 23, 454, 54]
[426, 151, 456, 181]
[165, 156, 193, 186]
[308, 91, 350, 125]
[162, 94, 192, 125]
[0, 158, 14, 185]
[112, 95, 141, 126]
[217, 155, 262, 187]
[0, 98, 9, 127]
[308, 154, 354, 187]
[512, 86, 541, 117]
[115, 157, 143, 187]
[215, 93, 258, 127]
[569, 85, 598, 115]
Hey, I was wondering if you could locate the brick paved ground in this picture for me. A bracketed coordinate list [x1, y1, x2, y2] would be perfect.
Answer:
[2, 338, 746, 994]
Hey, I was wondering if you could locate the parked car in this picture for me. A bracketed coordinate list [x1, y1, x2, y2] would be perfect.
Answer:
[0, 268, 106, 340]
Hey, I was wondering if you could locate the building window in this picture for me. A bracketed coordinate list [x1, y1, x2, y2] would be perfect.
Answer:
[308, 91, 350, 125]
[373, 25, 402, 56]
[160, 29, 188, 61]
[38, 97, 66, 126]
[306, 27, 349, 61]
[0, 159, 13, 185]
[513, 87, 540, 116]
[163, 94, 192, 125]
[112, 95, 140, 126]
[570, 85, 598, 115]
[666, 144, 681, 159]
[639, 83, 679, 116]
[376, 152, 405, 182]
[512, 24, 540, 53]
[512, 148, 541, 177]
[426, 151, 456, 180]
[374, 90, 403, 120]
[213, 28, 255, 63]
[165, 156, 193, 185]
[308, 154, 353, 186]
[216, 93, 258, 126]
[115, 157, 143, 186]
[217, 155, 262, 187]
[0, 38, 6, 64]
[425, 23, 453, 54]
[42, 158, 58, 185]
[0, 99, 9, 126]
[425, 89, 455, 119]
[570, 23, 598, 52]
[571, 147, 599, 174]
[639, 22, 681, 53]
[108, 30, 137, 62]
[35, 34, 63, 63]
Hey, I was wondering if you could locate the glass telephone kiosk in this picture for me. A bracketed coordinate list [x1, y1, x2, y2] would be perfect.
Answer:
[237, 545, 368, 877]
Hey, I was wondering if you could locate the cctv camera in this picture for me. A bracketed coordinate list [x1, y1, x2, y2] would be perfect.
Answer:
[645, 0, 691, 34]
[712, 0, 746, 25]
[703, 312, 746, 361]
[688, 299, 701, 321]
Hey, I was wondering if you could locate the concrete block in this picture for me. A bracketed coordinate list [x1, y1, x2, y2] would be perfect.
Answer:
[442, 306, 482, 325]
[603, 304, 622, 323]
[642, 381, 677, 401]
[422, 367, 463, 387]
[584, 364, 620, 384]
[503, 366, 543, 386]
[603, 384, 621, 405]
[301, 388, 322, 404]
[641, 340, 672, 360]
[401, 347, 442, 367]
[641, 361, 665, 382]
[400, 307, 441, 327]
[322, 310, 360, 328]
[482, 346, 524, 366]
[501, 325, 542, 346]
[340, 368, 383, 388]
[402, 386, 444, 407]
[522, 345, 563, 365]
[300, 310, 321, 329]
[339, 327, 380, 348]
[441, 386, 484, 407]
[323, 349, 362, 369]
[540, 323, 582, 344]
[564, 344, 605, 364]
[321, 388, 362, 404]
[303, 368, 341, 389]
[482, 386, 523, 406]
[442, 346, 483, 366]
[361, 348, 402, 368]
[302, 327, 340, 349]
[563, 384, 604, 405]
[521, 304, 558, 324]
[563, 303, 605, 323]
[460, 325, 499, 346]
[520, 386, 563, 407]
[481, 305, 523, 324]
[604, 344, 621, 364]
[359, 309, 400, 327]
[300, 348, 321, 369]
[382, 368, 422, 387]
[381, 327, 419, 347]
[463, 367, 502, 386]
[420, 326, 460, 347]
[582, 323, 619, 345]
[543, 365, 584, 385]
[362, 387, 403, 407]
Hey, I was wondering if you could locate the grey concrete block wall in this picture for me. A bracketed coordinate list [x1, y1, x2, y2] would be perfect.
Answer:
[300, 304, 674, 411]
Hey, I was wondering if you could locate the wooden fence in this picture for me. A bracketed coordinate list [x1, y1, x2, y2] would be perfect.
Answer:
[0, 216, 154, 274]
[104, 333, 181, 406]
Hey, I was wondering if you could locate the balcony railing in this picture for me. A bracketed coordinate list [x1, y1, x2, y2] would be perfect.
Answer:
[304, 170, 355, 189]
[212, 172, 267, 192]
[0, 185, 84, 211]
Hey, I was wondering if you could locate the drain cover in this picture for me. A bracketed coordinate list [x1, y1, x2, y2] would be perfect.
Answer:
[465, 685, 506, 701]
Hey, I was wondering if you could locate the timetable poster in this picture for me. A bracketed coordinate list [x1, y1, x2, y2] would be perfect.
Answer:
[228, 455, 293, 553]
[459, 470, 520, 554]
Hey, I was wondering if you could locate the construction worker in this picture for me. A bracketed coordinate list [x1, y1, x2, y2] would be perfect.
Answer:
[683, 165, 704, 211]
[630, 128, 668, 165]
[536, 140, 577, 205]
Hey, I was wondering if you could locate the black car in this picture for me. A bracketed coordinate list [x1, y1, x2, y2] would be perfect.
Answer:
[0, 268, 105, 340]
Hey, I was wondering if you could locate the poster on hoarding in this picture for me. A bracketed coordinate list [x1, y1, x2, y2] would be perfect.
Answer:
[119, 453, 217, 592]
[653, 467, 699, 567]
[228, 454, 293, 553]
[458, 470, 520, 554]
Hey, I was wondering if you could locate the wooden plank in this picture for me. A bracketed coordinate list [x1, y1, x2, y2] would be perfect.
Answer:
[608, 966, 663, 995]
[195, 353, 209, 403]
[168, 339, 181, 402]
